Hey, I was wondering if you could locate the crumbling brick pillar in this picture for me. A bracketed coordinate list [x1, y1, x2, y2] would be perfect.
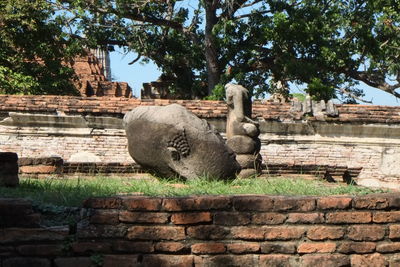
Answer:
[0, 152, 19, 187]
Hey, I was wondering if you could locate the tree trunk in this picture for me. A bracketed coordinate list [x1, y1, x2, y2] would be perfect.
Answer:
[204, 1, 220, 96]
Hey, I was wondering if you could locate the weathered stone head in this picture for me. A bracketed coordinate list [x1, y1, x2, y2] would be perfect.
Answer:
[123, 104, 241, 180]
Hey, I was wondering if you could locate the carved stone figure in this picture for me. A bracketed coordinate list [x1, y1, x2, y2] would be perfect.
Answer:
[123, 104, 241, 180]
[225, 84, 262, 178]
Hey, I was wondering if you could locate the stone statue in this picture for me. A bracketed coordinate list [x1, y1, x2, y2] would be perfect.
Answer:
[225, 84, 262, 178]
[123, 104, 241, 180]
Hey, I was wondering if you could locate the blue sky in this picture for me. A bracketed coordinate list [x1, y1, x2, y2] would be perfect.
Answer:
[110, 51, 400, 106]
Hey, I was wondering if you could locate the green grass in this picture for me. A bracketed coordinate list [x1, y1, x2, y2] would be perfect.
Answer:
[0, 176, 388, 208]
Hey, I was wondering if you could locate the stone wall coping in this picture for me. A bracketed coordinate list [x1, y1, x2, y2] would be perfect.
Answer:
[83, 193, 400, 211]
[2, 95, 400, 123]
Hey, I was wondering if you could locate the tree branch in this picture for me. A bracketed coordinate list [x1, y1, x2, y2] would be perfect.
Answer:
[348, 70, 400, 98]
[338, 87, 372, 104]
[128, 54, 141, 65]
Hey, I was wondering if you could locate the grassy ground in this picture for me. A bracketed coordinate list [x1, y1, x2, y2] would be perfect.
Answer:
[0, 175, 388, 208]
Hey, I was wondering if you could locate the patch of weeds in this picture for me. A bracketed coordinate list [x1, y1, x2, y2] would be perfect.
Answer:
[0, 175, 390, 208]
[62, 235, 76, 255]
[90, 254, 104, 267]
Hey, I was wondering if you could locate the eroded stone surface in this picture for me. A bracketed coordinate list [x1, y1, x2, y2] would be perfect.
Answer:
[225, 84, 262, 178]
[123, 104, 240, 180]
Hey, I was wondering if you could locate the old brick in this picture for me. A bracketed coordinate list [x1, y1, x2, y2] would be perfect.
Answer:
[19, 165, 56, 174]
[0, 153, 19, 187]
[141, 255, 193, 267]
[337, 242, 376, 254]
[298, 242, 336, 253]
[1, 213, 41, 228]
[122, 196, 162, 211]
[232, 195, 274, 211]
[17, 244, 63, 256]
[18, 156, 63, 166]
[326, 211, 371, 224]
[0, 198, 33, 215]
[155, 242, 189, 253]
[191, 243, 226, 254]
[0, 227, 68, 244]
[187, 225, 230, 240]
[163, 196, 231, 211]
[77, 224, 127, 239]
[112, 241, 154, 253]
[119, 211, 169, 224]
[231, 226, 264, 240]
[0, 245, 14, 254]
[264, 227, 305, 240]
[227, 243, 260, 254]
[213, 212, 251, 225]
[351, 253, 388, 267]
[252, 212, 287, 225]
[286, 213, 324, 224]
[317, 197, 352, 210]
[377, 242, 400, 253]
[3, 257, 51, 267]
[72, 241, 111, 254]
[388, 194, 400, 208]
[301, 254, 350, 267]
[127, 226, 185, 240]
[388, 255, 400, 266]
[307, 226, 345, 240]
[348, 225, 385, 241]
[90, 209, 119, 224]
[273, 197, 316, 211]
[373, 211, 400, 223]
[353, 196, 389, 209]
[260, 255, 299, 267]
[171, 212, 212, 224]
[195, 255, 258, 267]
[83, 197, 122, 209]
[260, 242, 296, 254]
[54, 257, 93, 267]
[102, 255, 141, 267]
[390, 225, 400, 239]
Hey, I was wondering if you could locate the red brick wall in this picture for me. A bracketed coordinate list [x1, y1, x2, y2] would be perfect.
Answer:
[1, 194, 400, 266]
[2, 95, 400, 123]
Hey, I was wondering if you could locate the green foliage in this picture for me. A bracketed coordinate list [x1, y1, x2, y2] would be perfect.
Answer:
[0, 176, 387, 207]
[4, 0, 399, 100]
[306, 78, 336, 102]
[90, 254, 104, 267]
[290, 93, 306, 102]
[205, 83, 226, 100]
[0, 0, 82, 95]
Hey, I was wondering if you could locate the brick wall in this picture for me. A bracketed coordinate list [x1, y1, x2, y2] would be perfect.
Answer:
[1, 95, 400, 188]
[1, 194, 400, 266]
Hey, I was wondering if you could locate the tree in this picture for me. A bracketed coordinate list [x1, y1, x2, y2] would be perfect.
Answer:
[0, 0, 82, 95]
[24, 1, 400, 100]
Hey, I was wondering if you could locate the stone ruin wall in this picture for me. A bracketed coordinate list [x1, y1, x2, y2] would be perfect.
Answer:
[1, 95, 400, 188]
[1, 194, 400, 266]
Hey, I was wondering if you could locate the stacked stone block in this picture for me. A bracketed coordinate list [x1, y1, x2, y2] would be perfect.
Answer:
[225, 84, 262, 178]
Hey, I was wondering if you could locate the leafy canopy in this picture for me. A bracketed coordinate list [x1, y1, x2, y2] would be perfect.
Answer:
[1, 0, 399, 102]
[0, 0, 82, 95]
